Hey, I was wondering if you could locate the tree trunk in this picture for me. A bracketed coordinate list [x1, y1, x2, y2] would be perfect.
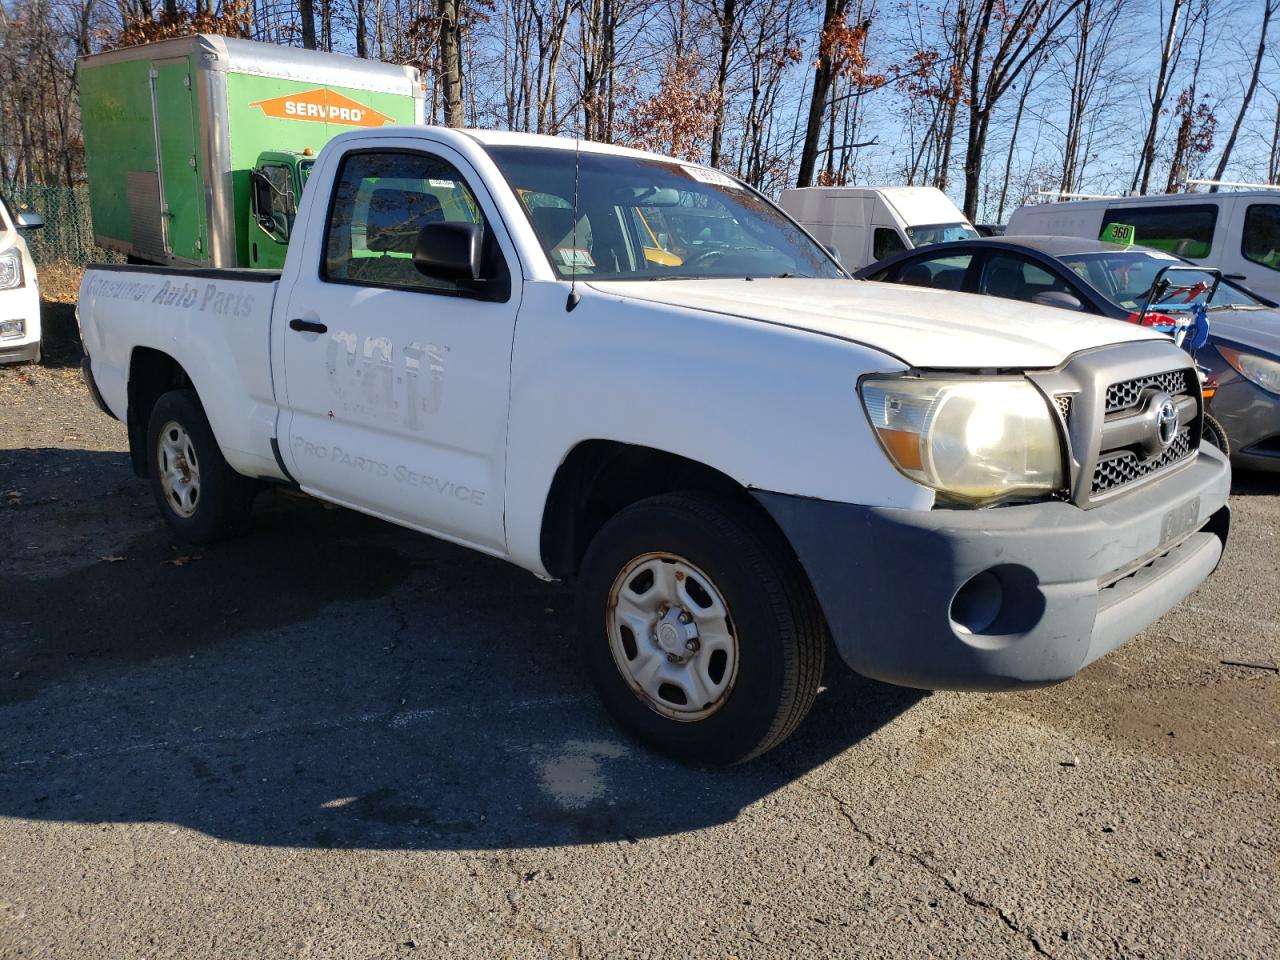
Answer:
[438, 0, 465, 127]
[709, 0, 736, 168]
[960, 0, 995, 220]
[797, 0, 848, 187]
[1211, 0, 1274, 188]
[300, 0, 317, 49]
[355, 0, 368, 57]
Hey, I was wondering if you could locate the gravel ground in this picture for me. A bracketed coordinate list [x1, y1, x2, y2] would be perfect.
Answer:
[0, 296, 1277, 959]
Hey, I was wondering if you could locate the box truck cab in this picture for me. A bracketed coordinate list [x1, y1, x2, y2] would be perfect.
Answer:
[247, 149, 316, 269]
[0, 194, 43, 364]
[78, 34, 422, 270]
[778, 185, 978, 271]
[1006, 191, 1280, 305]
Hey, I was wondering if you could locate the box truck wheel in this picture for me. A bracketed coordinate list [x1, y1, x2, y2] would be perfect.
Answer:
[147, 389, 256, 544]
[575, 492, 825, 765]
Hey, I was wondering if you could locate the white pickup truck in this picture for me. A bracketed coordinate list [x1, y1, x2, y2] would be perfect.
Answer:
[78, 128, 1232, 764]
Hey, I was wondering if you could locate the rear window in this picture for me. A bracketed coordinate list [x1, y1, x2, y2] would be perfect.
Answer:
[1101, 204, 1217, 259]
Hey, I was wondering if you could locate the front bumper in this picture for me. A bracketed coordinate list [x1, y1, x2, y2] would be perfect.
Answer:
[0, 340, 39, 363]
[754, 447, 1232, 691]
[0, 285, 41, 364]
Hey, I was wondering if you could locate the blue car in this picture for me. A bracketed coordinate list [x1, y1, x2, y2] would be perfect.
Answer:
[857, 236, 1280, 472]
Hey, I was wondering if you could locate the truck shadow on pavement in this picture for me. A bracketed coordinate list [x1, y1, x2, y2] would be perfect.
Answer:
[0, 447, 925, 851]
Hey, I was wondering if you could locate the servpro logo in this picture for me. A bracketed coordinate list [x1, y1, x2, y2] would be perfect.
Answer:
[249, 88, 394, 127]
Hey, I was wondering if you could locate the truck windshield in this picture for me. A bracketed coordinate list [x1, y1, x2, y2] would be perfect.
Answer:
[485, 145, 844, 280]
[1058, 250, 1265, 311]
[905, 222, 979, 246]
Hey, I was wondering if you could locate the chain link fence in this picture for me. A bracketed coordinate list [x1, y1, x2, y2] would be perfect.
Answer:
[2, 183, 122, 267]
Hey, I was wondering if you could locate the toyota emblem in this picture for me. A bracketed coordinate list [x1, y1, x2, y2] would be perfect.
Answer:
[1155, 396, 1179, 448]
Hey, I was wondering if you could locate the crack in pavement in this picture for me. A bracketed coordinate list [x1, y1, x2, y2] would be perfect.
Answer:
[812, 784, 1056, 959]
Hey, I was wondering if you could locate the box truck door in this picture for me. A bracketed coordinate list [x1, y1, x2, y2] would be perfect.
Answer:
[151, 59, 206, 261]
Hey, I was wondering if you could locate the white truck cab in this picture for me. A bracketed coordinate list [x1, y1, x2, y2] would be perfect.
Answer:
[0, 194, 43, 364]
[779, 185, 978, 270]
[1006, 191, 1280, 304]
[77, 129, 1231, 763]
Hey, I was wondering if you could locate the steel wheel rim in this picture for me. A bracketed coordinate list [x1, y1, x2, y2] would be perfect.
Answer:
[606, 552, 739, 722]
[157, 420, 201, 519]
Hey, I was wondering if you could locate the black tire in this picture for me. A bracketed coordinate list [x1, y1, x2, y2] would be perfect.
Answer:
[575, 493, 825, 765]
[146, 389, 257, 544]
[1202, 413, 1230, 457]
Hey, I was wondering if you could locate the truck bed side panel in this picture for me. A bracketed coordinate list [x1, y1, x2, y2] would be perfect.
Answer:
[79, 265, 283, 480]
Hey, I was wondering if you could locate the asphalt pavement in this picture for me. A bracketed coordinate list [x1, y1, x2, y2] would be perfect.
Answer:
[0, 303, 1276, 958]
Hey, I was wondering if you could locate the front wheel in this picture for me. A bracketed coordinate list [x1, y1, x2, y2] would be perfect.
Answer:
[576, 493, 825, 765]
[1202, 413, 1230, 457]
[146, 389, 257, 544]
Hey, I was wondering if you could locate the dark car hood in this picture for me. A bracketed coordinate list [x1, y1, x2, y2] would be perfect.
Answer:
[1210, 308, 1280, 357]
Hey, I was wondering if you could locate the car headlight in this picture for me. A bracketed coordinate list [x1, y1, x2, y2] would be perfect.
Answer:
[0, 251, 23, 290]
[1219, 344, 1280, 395]
[0, 319, 25, 340]
[861, 376, 1065, 506]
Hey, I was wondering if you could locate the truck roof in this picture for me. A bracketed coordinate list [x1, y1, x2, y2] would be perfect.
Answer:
[461, 128, 700, 164]
[79, 34, 421, 97]
[1019, 190, 1280, 209]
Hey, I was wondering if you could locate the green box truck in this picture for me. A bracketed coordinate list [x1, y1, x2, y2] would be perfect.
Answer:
[78, 34, 423, 269]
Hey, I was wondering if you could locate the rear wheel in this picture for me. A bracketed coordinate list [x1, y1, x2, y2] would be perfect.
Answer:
[146, 389, 256, 543]
[576, 493, 825, 765]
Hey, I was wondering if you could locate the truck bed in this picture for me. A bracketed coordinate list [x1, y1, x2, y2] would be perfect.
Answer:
[78, 262, 285, 482]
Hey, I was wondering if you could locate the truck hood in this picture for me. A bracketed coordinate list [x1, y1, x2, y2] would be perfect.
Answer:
[589, 277, 1163, 369]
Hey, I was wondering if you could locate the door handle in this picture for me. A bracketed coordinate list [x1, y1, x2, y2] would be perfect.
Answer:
[289, 318, 327, 334]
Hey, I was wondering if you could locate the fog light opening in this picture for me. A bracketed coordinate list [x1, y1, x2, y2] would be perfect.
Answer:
[950, 571, 1004, 636]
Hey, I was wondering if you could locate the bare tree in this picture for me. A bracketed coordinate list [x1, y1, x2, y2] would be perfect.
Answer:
[1133, 0, 1188, 193]
[1211, 0, 1275, 187]
[958, 0, 1084, 220]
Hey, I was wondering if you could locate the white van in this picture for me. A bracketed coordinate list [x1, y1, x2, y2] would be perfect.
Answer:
[778, 186, 978, 270]
[1006, 191, 1280, 304]
[0, 194, 43, 364]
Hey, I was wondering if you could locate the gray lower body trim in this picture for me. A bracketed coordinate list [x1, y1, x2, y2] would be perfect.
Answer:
[754, 447, 1232, 691]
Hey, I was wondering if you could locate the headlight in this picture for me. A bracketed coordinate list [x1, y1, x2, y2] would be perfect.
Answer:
[0, 251, 23, 290]
[861, 376, 1065, 506]
[1219, 344, 1280, 395]
[0, 319, 25, 340]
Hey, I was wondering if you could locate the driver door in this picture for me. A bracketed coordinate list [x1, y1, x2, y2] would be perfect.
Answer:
[278, 142, 521, 553]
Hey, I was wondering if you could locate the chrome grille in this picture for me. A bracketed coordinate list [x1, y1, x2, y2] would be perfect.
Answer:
[1091, 427, 1193, 495]
[1105, 369, 1191, 413]
[1054, 394, 1073, 422]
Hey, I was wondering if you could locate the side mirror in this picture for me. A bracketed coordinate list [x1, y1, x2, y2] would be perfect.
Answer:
[414, 222, 482, 282]
[1032, 291, 1085, 311]
[250, 170, 287, 241]
[14, 210, 43, 230]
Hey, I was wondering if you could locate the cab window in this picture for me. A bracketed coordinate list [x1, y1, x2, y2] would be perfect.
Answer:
[1101, 204, 1217, 259]
[895, 252, 973, 291]
[1242, 204, 1280, 272]
[978, 253, 1074, 302]
[873, 227, 907, 261]
[323, 150, 487, 295]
